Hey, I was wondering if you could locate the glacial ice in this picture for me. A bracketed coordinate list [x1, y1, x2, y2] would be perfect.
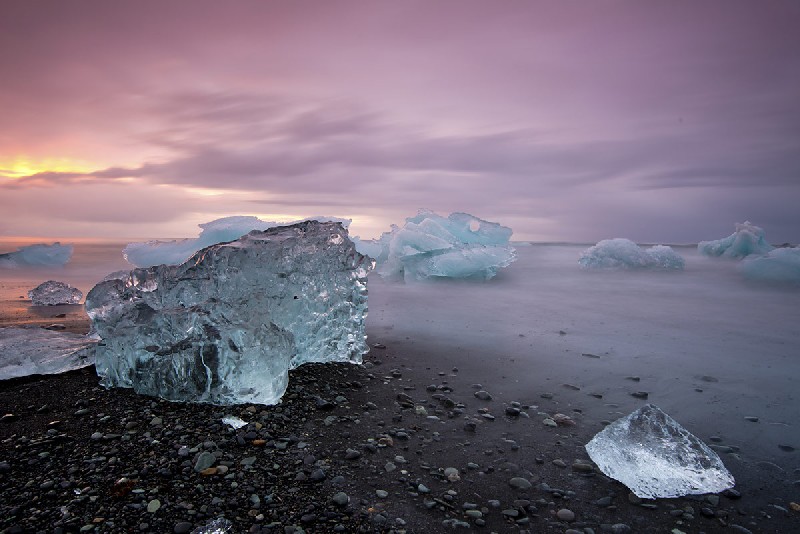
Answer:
[221, 415, 247, 429]
[0, 242, 73, 268]
[358, 210, 516, 281]
[585, 404, 735, 499]
[0, 327, 96, 380]
[698, 221, 774, 259]
[86, 221, 372, 405]
[579, 239, 685, 270]
[739, 246, 800, 284]
[123, 215, 351, 267]
[28, 280, 83, 305]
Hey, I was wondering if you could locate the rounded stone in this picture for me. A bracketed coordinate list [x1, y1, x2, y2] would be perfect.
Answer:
[556, 508, 575, 521]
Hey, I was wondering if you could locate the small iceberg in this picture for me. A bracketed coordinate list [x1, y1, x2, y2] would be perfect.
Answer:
[579, 239, 685, 270]
[739, 246, 800, 284]
[585, 404, 735, 499]
[357, 209, 516, 282]
[698, 221, 774, 259]
[0, 242, 73, 268]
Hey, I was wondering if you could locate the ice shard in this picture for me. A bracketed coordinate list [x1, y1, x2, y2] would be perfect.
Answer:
[698, 221, 774, 259]
[85, 221, 372, 405]
[579, 239, 685, 270]
[0, 327, 96, 380]
[585, 404, 734, 499]
[28, 280, 83, 305]
[358, 210, 516, 281]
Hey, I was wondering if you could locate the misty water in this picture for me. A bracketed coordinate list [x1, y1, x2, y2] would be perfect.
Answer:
[1, 239, 798, 480]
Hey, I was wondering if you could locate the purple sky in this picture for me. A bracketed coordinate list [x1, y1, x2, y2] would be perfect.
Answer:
[1, 1, 798, 243]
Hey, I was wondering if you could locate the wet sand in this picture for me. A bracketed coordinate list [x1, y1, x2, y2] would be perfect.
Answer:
[1, 296, 798, 533]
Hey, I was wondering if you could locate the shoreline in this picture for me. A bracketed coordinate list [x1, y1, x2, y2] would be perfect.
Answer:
[1, 308, 798, 532]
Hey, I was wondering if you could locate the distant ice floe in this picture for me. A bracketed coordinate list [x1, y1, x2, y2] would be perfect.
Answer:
[0, 242, 73, 268]
[698, 221, 774, 259]
[28, 280, 83, 305]
[123, 215, 352, 267]
[355, 209, 516, 282]
[0, 327, 96, 380]
[739, 246, 800, 284]
[579, 238, 685, 270]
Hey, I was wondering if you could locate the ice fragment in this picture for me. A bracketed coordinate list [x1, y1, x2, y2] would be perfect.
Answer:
[357, 210, 516, 281]
[0, 242, 73, 268]
[739, 246, 800, 284]
[698, 221, 773, 258]
[585, 404, 734, 498]
[28, 280, 83, 305]
[579, 239, 685, 270]
[0, 327, 96, 380]
[86, 221, 372, 405]
[222, 415, 247, 429]
[124, 215, 351, 267]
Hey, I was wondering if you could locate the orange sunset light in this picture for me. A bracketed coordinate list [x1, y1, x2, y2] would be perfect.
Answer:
[0, 155, 98, 179]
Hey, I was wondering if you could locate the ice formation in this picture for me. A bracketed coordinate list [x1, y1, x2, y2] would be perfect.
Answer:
[221, 415, 247, 429]
[28, 280, 83, 305]
[0, 242, 73, 268]
[86, 221, 372, 405]
[123, 215, 351, 267]
[585, 404, 735, 499]
[739, 246, 800, 284]
[0, 327, 96, 380]
[698, 221, 774, 259]
[357, 210, 516, 281]
[579, 239, 685, 270]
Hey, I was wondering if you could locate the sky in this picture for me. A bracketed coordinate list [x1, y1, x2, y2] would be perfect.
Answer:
[1, 0, 798, 243]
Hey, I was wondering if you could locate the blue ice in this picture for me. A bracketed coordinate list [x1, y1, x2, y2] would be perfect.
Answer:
[698, 221, 774, 259]
[739, 247, 800, 284]
[579, 238, 685, 270]
[0, 242, 73, 268]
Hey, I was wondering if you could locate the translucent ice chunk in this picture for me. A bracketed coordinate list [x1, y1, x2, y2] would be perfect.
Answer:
[739, 246, 800, 284]
[28, 280, 83, 305]
[192, 518, 233, 534]
[124, 215, 351, 267]
[0, 242, 73, 268]
[579, 239, 685, 270]
[222, 415, 247, 429]
[585, 404, 735, 498]
[698, 221, 774, 258]
[86, 221, 372, 405]
[362, 210, 516, 281]
[0, 327, 97, 380]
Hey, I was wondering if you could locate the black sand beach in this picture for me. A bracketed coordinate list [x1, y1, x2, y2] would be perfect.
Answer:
[1, 301, 798, 534]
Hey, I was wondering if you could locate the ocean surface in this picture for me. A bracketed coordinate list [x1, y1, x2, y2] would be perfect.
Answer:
[1, 239, 798, 479]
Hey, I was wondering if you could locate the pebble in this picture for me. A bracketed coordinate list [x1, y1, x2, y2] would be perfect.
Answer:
[630, 391, 649, 399]
[193, 452, 216, 472]
[146, 499, 161, 513]
[474, 390, 492, 400]
[509, 477, 532, 490]
[331, 492, 349, 506]
[376, 490, 389, 498]
[556, 508, 575, 521]
[173, 522, 193, 533]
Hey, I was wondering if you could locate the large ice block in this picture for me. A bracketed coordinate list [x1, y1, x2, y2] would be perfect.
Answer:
[124, 215, 351, 267]
[28, 280, 83, 305]
[585, 404, 735, 499]
[86, 221, 372, 405]
[579, 239, 685, 270]
[359, 210, 516, 281]
[698, 221, 774, 258]
[739, 246, 800, 284]
[0, 327, 96, 380]
[0, 242, 73, 268]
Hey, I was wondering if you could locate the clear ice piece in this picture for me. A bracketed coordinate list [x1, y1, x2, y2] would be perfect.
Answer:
[0, 327, 96, 380]
[0, 242, 73, 268]
[192, 518, 233, 534]
[124, 215, 351, 267]
[222, 415, 247, 429]
[358, 210, 516, 281]
[28, 280, 84, 305]
[585, 404, 735, 498]
[579, 238, 685, 270]
[85, 221, 372, 405]
[698, 221, 774, 258]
